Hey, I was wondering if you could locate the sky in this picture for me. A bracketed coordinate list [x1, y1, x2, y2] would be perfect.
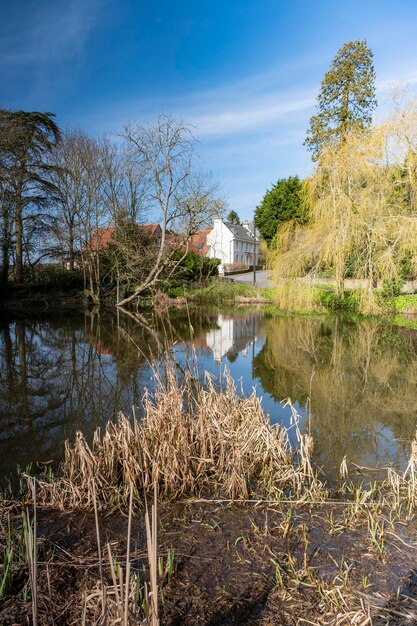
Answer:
[3, 0, 417, 219]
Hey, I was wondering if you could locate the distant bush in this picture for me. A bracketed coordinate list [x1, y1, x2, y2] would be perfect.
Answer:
[380, 278, 403, 300]
[317, 289, 361, 312]
[166, 251, 220, 286]
[24, 266, 84, 291]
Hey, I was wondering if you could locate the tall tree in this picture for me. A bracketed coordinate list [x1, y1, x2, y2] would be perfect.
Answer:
[274, 107, 417, 307]
[305, 40, 376, 160]
[0, 112, 15, 290]
[255, 176, 306, 246]
[0, 110, 61, 282]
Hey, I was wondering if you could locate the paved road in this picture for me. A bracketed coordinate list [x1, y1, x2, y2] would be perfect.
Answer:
[225, 270, 273, 288]
[228, 273, 417, 293]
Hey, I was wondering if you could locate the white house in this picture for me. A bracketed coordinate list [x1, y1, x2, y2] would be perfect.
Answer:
[206, 216, 259, 273]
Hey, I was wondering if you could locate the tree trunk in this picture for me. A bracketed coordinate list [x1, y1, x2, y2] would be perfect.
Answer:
[1, 209, 10, 291]
[69, 222, 74, 271]
[15, 186, 23, 282]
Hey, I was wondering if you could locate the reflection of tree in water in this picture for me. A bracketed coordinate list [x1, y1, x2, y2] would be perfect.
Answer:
[0, 317, 78, 476]
[3, 309, 415, 481]
[0, 308, 225, 478]
[253, 316, 417, 472]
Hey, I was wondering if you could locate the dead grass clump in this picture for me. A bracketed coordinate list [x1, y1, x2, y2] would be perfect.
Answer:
[387, 429, 417, 516]
[28, 368, 325, 510]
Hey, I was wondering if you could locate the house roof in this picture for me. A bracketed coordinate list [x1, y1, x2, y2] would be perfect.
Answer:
[90, 224, 161, 252]
[224, 222, 258, 242]
[165, 228, 212, 256]
[141, 223, 161, 238]
[188, 227, 212, 256]
[90, 227, 116, 252]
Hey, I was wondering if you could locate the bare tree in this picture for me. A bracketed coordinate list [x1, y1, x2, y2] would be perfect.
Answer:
[53, 130, 107, 300]
[100, 136, 146, 226]
[52, 129, 88, 269]
[116, 114, 225, 307]
[0, 112, 15, 290]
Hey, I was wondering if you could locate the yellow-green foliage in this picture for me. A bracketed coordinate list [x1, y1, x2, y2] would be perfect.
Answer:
[274, 279, 323, 313]
[272, 100, 417, 307]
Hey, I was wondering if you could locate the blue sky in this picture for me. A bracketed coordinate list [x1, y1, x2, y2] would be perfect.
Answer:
[3, 0, 417, 219]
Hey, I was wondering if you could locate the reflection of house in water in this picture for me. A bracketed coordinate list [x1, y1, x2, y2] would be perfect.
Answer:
[205, 315, 257, 363]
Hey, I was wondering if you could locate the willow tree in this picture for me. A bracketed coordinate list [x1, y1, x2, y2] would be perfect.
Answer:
[305, 40, 376, 160]
[274, 106, 417, 308]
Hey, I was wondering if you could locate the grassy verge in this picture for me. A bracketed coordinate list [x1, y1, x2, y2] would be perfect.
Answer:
[169, 279, 275, 305]
[267, 278, 417, 324]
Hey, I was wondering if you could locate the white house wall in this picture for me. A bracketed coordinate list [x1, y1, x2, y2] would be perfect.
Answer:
[206, 217, 259, 271]
[207, 219, 234, 267]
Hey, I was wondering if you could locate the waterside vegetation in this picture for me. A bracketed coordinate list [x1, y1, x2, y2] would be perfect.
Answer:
[1, 366, 417, 624]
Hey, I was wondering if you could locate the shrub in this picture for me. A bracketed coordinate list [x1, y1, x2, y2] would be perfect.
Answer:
[380, 277, 403, 300]
[317, 289, 360, 312]
[166, 251, 220, 286]
[24, 266, 84, 291]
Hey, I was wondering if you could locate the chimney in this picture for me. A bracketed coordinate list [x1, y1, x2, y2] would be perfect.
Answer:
[243, 219, 250, 230]
[214, 215, 222, 225]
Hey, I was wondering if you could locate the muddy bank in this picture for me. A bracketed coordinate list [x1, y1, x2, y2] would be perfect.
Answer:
[1, 499, 417, 625]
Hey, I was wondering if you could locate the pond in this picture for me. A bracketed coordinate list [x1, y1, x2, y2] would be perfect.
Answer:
[1, 307, 417, 483]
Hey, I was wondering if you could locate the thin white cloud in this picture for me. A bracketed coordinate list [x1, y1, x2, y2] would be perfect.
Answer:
[78, 34, 417, 216]
[0, 0, 101, 67]
[187, 93, 315, 137]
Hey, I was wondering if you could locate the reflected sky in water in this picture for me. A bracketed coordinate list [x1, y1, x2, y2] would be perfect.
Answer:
[0, 309, 416, 482]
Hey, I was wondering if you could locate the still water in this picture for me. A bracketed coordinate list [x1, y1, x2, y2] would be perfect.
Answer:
[1, 308, 417, 481]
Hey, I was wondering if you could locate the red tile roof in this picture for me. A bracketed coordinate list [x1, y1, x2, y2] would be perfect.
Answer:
[165, 228, 211, 256]
[141, 223, 161, 238]
[188, 227, 212, 256]
[90, 227, 116, 252]
[90, 224, 211, 255]
[90, 224, 161, 252]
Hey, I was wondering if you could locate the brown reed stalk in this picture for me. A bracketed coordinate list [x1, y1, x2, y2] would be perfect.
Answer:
[145, 483, 159, 626]
[29, 365, 326, 511]
[124, 482, 134, 626]
[23, 479, 38, 626]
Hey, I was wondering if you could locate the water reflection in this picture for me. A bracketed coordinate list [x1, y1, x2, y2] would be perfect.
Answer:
[0, 310, 416, 481]
[252, 316, 417, 475]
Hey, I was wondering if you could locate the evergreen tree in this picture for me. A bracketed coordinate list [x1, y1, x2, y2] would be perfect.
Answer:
[305, 40, 376, 160]
[0, 110, 61, 282]
[226, 210, 241, 225]
[255, 176, 306, 246]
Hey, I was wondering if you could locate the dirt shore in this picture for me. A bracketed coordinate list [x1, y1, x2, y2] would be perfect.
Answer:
[2, 499, 417, 625]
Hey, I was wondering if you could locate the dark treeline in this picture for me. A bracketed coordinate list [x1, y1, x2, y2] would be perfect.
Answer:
[0, 110, 225, 306]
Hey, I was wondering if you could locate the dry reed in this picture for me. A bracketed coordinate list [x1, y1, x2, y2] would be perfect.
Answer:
[26, 367, 325, 510]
